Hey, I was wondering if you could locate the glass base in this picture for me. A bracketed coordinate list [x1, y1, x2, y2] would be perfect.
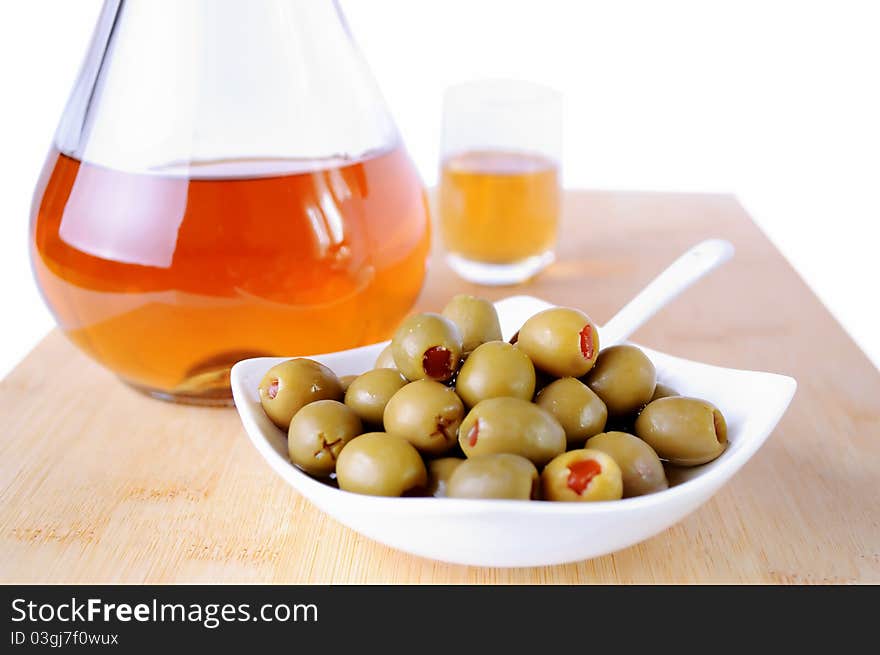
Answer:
[124, 381, 234, 407]
[446, 250, 555, 286]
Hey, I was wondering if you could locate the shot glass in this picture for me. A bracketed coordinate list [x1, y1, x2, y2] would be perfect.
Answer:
[439, 80, 562, 285]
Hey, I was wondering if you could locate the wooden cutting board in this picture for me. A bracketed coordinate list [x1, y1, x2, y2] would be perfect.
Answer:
[2, 191, 878, 584]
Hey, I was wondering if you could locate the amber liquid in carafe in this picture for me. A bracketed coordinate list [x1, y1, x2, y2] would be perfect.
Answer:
[439, 150, 559, 264]
[31, 147, 431, 403]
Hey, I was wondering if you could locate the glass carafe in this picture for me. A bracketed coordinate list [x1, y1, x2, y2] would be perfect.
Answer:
[30, 0, 431, 405]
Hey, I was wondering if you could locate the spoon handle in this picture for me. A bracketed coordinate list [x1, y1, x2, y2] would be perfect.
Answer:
[599, 238, 735, 347]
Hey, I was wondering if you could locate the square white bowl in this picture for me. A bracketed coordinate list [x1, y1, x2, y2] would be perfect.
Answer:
[231, 295, 796, 567]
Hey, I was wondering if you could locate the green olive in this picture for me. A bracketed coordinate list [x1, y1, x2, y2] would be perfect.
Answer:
[427, 457, 465, 497]
[532, 369, 556, 399]
[584, 345, 656, 417]
[535, 377, 607, 445]
[458, 397, 566, 467]
[287, 400, 362, 477]
[338, 375, 358, 393]
[344, 368, 408, 426]
[391, 313, 463, 382]
[258, 358, 343, 430]
[650, 383, 679, 402]
[635, 397, 728, 466]
[585, 431, 668, 497]
[515, 307, 600, 377]
[454, 341, 536, 407]
[541, 449, 623, 501]
[335, 432, 427, 497]
[383, 379, 464, 455]
[447, 454, 538, 500]
[374, 344, 398, 370]
[441, 294, 502, 353]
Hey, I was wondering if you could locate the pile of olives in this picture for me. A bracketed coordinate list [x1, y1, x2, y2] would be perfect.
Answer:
[258, 295, 728, 502]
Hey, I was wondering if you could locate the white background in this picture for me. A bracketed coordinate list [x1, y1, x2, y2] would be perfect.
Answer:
[1, 0, 877, 379]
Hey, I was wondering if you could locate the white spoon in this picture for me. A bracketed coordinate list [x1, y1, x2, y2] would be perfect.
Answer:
[599, 238, 735, 346]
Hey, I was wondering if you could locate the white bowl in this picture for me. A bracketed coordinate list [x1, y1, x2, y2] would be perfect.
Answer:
[231, 295, 796, 567]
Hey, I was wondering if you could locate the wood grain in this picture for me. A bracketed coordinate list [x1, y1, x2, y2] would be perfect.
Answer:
[1, 191, 878, 583]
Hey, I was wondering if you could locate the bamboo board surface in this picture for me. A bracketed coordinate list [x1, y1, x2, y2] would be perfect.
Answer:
[2, 191, 878, 583]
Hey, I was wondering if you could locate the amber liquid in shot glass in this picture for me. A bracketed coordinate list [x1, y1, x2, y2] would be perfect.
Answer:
[439, 150, 559, 282]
